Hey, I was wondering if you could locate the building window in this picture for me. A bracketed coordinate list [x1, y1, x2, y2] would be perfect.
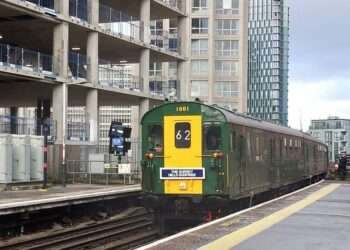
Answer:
[216, 0, 239, 15]
[215, 40, 239, 57]
[216, 19, 239, 35]
[191, 80, 208, 97]
[150, 20, 163, 36]
[215, 81, 239, 97]
[192, 18, 208, 34]
[191, 60, 208, 75]
[149, 63, 162, 77]
[191, 39, 209, 56]
[192, 0, 208, 12]
[215, 60, 239, 77]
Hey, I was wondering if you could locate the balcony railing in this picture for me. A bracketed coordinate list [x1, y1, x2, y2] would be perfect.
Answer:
[99, 4, 141, 41]
[24, 0, 55, 10]
[159, 0, 186, 13]
[150, 30, 180, 53]
[0, 115, 57, 143]
[0, 43, 55, 76]
[98, 65, 143, 92]
[68, 52, 87, 79]
[69, 0, 88, 21]
[150, 78, 178, 98]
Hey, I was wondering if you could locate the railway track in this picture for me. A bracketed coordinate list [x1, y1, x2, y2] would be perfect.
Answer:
[0, 208, 159, 250]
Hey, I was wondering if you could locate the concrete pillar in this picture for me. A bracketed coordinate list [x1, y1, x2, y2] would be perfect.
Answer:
[207, 0, 215, 105]
[52, 84, 68, 144]
[140, 0, 151, 43]
[87, 0, 99, 25]
[54, 0, 69, 17]
[139, 0, 151, 100]
[140, 49, 150, 94]
[86, 89, 99, 143]
[139, 98, 150, 119]
[177, 6, 190, 101]
[87, 32, 99, 85]
[53, 23, 69, 79]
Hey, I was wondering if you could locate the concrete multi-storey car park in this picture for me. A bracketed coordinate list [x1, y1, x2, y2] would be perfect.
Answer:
[0, 0, 189, 178]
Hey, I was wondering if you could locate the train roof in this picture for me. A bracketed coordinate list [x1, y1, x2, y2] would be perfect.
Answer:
[213, 105, 322, 144]
[142, 102, 324, 145]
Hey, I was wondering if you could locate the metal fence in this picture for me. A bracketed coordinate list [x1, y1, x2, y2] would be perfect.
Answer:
[0, 43, 54, 76]
[99, 4, 141, 41]
[25, 0, 55, 9]
[0, 115, 57, 142]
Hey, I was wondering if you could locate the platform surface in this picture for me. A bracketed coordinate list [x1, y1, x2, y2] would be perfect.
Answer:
[139, 181, 350, 250]
[0, 184, 141, 215]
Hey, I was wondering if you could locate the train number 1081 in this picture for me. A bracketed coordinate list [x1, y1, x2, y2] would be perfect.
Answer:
[176, 106, 189, 112]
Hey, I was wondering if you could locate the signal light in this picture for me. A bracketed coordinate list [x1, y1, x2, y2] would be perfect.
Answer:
[145, 152, 154, 160]
[212, 152, 224, 159]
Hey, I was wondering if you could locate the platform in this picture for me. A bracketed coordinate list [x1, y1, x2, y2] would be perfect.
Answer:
[138, 181, 350, 250]
[0, 184, 141, 215]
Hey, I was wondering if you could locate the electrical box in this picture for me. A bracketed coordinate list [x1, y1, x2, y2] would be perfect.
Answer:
[12, 135, 31, 182]
[30, 135, 44, 181]
[0, 134, 13, 184]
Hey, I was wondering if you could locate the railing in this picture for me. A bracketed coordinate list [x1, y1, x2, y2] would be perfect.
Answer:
[98, 65, 143, 92]
[24, 0, 55, 9]
[150, 29, 180, 53]
[69, 0, 88, 21]
[216, 8, 239, 15]
[149, 78, 178, 98]
[159, 0, 186, 13]
[0, 43, 55, 76]
[67, 108, 90, 141]
[99, 4, 141, 41]
[66, 159, 141, 185]
[68, 52, 87, 79]
[0, 115, 57, 143]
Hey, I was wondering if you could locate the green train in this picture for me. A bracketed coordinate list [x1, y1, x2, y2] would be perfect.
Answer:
[141, 102, 328, 218]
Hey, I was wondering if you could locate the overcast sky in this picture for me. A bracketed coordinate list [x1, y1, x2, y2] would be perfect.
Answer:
[288, 0, 350, 130]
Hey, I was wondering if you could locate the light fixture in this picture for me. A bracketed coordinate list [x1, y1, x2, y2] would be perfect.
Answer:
[120, 60, 128, 64]
[71, 47, 80, 51]
[0, 35, 3, 39]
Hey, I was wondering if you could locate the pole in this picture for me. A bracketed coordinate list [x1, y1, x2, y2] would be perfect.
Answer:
[43, 123, 49, 189]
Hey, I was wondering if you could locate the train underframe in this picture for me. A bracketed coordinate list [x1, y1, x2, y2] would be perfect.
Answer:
[142, 172, 327, 228]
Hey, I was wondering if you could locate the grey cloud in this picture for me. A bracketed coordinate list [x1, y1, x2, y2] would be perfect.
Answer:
[288, 0, 350, 82]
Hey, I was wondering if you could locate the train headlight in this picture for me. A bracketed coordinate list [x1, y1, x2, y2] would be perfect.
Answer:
[212, 152, 224, 159]
[145, 152, 154, 160]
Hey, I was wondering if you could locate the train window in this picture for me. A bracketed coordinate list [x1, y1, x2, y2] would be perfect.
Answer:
[204, 125, 221, 151]
[148, 125, 163, 152]
[230, 132, 236, 152]
[175, 122, 191, 148]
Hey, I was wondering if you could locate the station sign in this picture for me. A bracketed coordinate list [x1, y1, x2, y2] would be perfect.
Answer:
[160, 168, 205, 180]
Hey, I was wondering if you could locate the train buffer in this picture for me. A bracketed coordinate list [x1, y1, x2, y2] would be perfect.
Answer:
[138, 180, 350, 250]
[0, 184, 141, 215]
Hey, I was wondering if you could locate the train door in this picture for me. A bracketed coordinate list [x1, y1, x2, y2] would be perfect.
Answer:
[238, 133, 246, 192]
[163, 115, 203, 194]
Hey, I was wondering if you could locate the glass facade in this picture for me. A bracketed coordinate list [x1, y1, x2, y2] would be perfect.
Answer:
[248, 0, 289, 125]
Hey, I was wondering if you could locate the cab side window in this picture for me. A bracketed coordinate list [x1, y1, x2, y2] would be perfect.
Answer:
[204, 125, 222, 151]
[148, 124, 163, 152]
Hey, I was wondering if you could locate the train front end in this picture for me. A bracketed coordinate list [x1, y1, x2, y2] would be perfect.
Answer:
[141, 102, 229, 218]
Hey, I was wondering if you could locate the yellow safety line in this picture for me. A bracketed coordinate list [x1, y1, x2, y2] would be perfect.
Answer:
[198, 183, 341, 250]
